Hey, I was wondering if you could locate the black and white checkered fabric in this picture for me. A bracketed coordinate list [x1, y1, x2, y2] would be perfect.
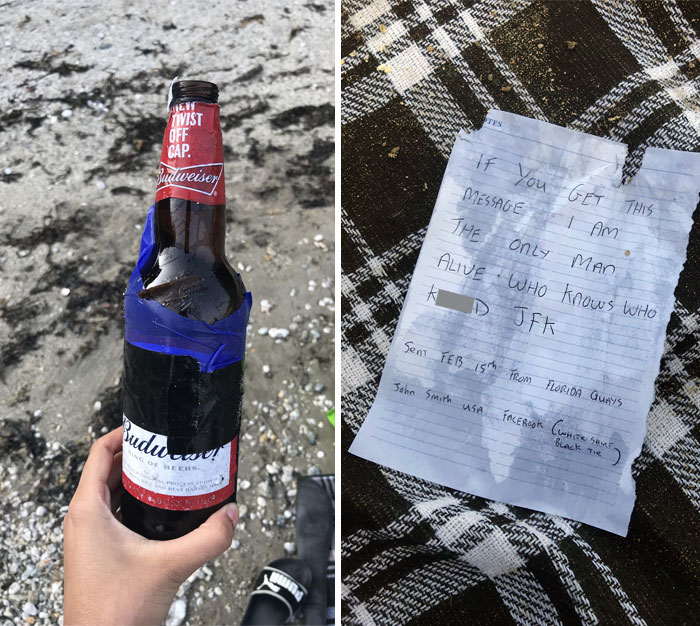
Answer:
[341, 1, 700, 624]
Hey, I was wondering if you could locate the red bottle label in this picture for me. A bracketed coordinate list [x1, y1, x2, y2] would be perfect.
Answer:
[121, 417, 237, 510]
[155, 101, 225, 204]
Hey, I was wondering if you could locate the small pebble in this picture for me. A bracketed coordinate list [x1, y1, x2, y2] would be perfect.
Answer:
[60, 287, 71, 296]
[260, 299, 273, 313]
[164, 598, 187, 626]
[230, 539, 240, 549]
[240, 479, 251, 490]
[3, 167, 12, 175]
[93, 401, 102, 411]
[22, 603, 37, 617]
[7, 582, 20, 595]
[257, 327, 269, 335]
[281, 465, 294, 484]
[284, 541, 296, 555]
[61, 109, 73, 118]
[268, 328, 289, 339]
[35, 505, 47, 517]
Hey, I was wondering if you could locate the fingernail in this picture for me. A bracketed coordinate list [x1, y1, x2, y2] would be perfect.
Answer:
[224, 503, 239, 524]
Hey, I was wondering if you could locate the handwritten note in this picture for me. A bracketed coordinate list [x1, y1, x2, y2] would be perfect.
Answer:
[349, 109, 700, 536]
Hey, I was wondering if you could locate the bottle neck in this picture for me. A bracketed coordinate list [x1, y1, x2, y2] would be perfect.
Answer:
[153, 99, 226, 261]
[153, 200, 226, 261]
[155, 101, 225, 205]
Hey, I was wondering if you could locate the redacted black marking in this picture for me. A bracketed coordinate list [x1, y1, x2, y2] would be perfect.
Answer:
[122, 341, 242, 455]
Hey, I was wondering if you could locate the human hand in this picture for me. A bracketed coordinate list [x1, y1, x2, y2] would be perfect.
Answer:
[63, 426, 238, 626]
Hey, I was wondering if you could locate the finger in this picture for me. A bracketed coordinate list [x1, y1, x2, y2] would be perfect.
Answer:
[156, 504, 238, 581]
[77, 427, 124, 495]
[107, 451, 123, 494]
[110, 483, 124, 517]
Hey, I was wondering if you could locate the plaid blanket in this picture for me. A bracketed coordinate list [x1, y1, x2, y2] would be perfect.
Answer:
[340, 1, 700, 624]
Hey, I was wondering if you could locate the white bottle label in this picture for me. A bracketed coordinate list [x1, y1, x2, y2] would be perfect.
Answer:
[121, 416, 237, 510]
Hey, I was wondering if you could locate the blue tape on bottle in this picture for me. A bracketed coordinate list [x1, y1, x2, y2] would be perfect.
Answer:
[124, 206, 251, 372]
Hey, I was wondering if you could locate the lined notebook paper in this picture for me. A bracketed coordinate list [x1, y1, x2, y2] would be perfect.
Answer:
[349, 109, 700, 536]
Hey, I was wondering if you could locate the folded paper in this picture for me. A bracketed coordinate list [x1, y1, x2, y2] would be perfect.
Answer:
[350, 109, 700, 536]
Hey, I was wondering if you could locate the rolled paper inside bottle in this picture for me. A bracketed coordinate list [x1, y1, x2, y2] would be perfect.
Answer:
[124, 205, 252, 373]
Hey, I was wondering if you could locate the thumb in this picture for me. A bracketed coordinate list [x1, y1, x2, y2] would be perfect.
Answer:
[157, 503, 238, 582]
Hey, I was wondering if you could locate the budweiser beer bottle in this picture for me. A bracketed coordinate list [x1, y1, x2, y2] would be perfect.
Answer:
[120, 80, 250, 539]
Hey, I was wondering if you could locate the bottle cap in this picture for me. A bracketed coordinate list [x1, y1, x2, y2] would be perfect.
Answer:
[168, 79, 219, 108]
